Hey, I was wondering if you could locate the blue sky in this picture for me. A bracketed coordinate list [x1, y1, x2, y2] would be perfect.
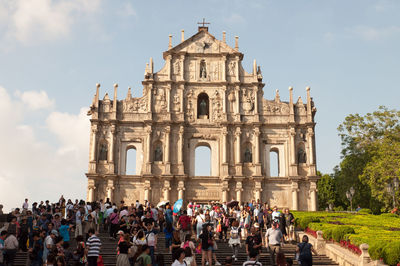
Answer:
[0, 0, 399, 210]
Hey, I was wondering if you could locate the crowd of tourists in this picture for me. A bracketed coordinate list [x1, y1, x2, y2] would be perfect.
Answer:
[0, 197, 317, 266]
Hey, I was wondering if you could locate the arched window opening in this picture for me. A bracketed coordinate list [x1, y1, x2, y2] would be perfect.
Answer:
[197, 93, 209, 119]
[195, 145, 211, 176]
[270, 150, 279, 177]
[126, 147, 137, 175]
[244, 145, 253, 163]
[98, 142, 108, 161]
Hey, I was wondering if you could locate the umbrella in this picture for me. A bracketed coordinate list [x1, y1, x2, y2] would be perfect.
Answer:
[173, 199, 183, 214]
[227, 200, 239, 208]
[157, 201, 168, 208]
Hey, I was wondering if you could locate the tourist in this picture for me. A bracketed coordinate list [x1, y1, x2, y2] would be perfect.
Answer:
[19, 216, 29, 252]
[75, 207, 83, 239]
[59, 219, 70, 245]
[199, 225, 212, 266]
[22, 199, 29, 211]
[85, 228, 102, 266]
[116, 233, 131, 266]
[134, 244, 152, 266]
[195, 210, 205, 239]
[271, 206, 281, 224]
[242, 249, 262, 266]
[163, 222, 174, 251]
[228, 220, 241, 261]
[283, 209, 295, 242]
[43, 230, 57, 263]
[144, 222, 157, 264]
[0, 231, 6, 266]
[165, 204, 173, 226]
[180, 233, 196, 255]
[265, 222, 283, 265]
[245, 226, 262, 261]
[4, 230, 19, 266]
[109, 209, 120, 239]
[183, 246, 196, 266]
[83, 215, 96, 241]
[296, 235, 318, 266]
[170, 231, 182, 261]
[172, 248, 186, 266]
[28, 231, 43, 266]
[178, 210, 191, 241]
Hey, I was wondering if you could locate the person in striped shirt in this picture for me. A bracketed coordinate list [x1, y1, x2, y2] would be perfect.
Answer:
[85, 228, 102, 266]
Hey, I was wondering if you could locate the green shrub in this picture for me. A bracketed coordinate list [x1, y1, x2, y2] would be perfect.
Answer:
[333, 206, 345, 211]
[357, 208, 372, 214]
[369, 242, 386, 261]
[383, 241, 400, 266]
[331, 226, 355, 242]
[323, 227, 334, 241]
[380, 213, 399, 218]
[296, 216, 320, 229]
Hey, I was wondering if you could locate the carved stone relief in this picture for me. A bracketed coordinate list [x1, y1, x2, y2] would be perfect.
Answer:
[241, 88, 254, 114]
[173, 59, 181, 76]
[228, 61, 236, 76]
[295, 97, 306, 116]
[153, 87, 167, 113]
[212, 90, 223, 121]
[123, 96, 148, 113]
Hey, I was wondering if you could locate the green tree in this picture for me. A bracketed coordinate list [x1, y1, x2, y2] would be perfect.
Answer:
[336, 106, 400, 212]
[317, 171, 336, 210]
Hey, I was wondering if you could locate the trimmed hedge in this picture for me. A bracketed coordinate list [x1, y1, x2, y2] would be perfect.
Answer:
[293, 211, 400, 265]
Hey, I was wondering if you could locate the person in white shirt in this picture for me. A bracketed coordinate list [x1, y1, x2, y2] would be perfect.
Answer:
[171, 248, 187, 266]
[22, 199, 29, 210]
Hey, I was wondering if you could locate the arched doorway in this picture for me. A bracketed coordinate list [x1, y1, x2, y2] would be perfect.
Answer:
[270, 149, 279, 177]
[195, 145, 211, 176]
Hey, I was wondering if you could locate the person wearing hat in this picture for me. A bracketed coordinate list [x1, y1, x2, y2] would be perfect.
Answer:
[265, 222, 284, 265]
[245, 226, 262, 261]
[43, 229, 57, 262]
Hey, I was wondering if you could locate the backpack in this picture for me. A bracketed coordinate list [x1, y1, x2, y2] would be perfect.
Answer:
[183, 241, 190, 249]
[134, 255, 145, 266]
[299, 242, 312, 260]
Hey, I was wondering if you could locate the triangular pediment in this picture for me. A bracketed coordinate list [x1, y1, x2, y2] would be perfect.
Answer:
[165, 30, 239, 56]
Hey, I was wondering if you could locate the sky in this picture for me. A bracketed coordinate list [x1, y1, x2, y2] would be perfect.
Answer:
[0, 0, 399, 211]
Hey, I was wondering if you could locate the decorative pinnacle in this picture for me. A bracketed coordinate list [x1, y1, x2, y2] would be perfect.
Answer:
[96, 83, 100, 89]
[168, 34, 172, 49]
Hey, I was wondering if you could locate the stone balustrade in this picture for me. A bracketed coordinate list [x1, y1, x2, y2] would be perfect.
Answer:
[297, 231, 387, 266]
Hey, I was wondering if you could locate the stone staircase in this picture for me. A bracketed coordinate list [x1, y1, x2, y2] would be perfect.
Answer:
[13, 231, 338, 265]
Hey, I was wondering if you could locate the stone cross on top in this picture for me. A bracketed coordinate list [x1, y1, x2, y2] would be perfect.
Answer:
[198, 18, 210, 32]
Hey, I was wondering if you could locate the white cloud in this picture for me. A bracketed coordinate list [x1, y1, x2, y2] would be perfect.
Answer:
[0, 86, 89, 212]
[15, 90, 55, 110]
[0, 0, 102, 44]
[350, 25, 400, 41]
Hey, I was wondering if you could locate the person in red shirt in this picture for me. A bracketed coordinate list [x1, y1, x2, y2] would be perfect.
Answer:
[178, 210, 191, 241]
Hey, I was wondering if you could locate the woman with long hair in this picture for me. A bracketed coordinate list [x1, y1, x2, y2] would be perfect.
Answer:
[296, 235, 318, 266]
[199, 225, 212, 266]
[195, 210, 205, 239]
[170, 231, 182, 261]
[116, 233, 131, 266]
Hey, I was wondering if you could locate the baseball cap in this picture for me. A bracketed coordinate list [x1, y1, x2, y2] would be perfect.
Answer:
[51, 230, 59, 236]
[254, 223, 260, 228]
[117, 230, 124, 235]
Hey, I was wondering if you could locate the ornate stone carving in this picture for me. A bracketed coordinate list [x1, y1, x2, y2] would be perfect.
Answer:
[99, 142, 108, 161]
[295, 97, 306, 116]
[210, 61, 219, 81]
[228, 89, 236, 113]
[153, 87, 167, 113]
[298, 147, 307, 163]
[173, 59, 181, 75]
[228, 61, 236, 76]
[189, 61, 196, 81]
[241, 88, 254, 114]
[172, 92, 181, 112]
[212, 91, 223, 121]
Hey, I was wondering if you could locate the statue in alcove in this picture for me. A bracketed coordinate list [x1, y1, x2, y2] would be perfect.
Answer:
[154, 146, 163, 162]
[200, 60, 207, 78]
[99, 143, 108, 161]
[298, 148, 307, 163]
[244, 147, 252, 163]
[199, 99, 207, 116]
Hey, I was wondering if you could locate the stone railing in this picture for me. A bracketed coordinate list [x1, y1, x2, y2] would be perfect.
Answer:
[297, 231, 386, 266]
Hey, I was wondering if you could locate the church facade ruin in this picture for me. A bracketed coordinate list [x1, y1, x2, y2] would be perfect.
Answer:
[86, 26, 319, 211]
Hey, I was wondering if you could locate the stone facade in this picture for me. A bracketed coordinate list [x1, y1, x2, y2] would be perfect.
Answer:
[86, 26, 319, 210]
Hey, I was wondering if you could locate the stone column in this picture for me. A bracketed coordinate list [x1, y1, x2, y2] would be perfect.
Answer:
[253, 86, 259, 115]
[222, 55, 227, 82]
[291, 182, 299, 211]
[234, 86, 240, 117]
[310, 182, 317, 211]
[164, 126, 170, 163]
[87, 179, 96, 203]
[108, 125, 115, 162]
[254, 181, 262, 202]
[167, 55, 172, 80]
[166, 85, 171, 113]
[144, 180, 151, 202]
[235, 56, 239, 82]
[235, 127, 241, 164]
[307, 128, 314, 165]
[359, 244, 371, 266]
[253, 128, 260, 164]
[222, 127, 228, 163]
[290, 128, 296, 165]
[235, 181, 243, 203]
[147, 84, 153, 113]
[90, 125, 98, 162]
[177, 180, 185, 200]
[162, 180, 171, 202]
[180, 55, 185, 81]
[145, 126, 152, 174]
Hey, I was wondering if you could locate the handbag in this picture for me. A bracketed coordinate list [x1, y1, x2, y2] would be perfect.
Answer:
[195, 243, 202, 254]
